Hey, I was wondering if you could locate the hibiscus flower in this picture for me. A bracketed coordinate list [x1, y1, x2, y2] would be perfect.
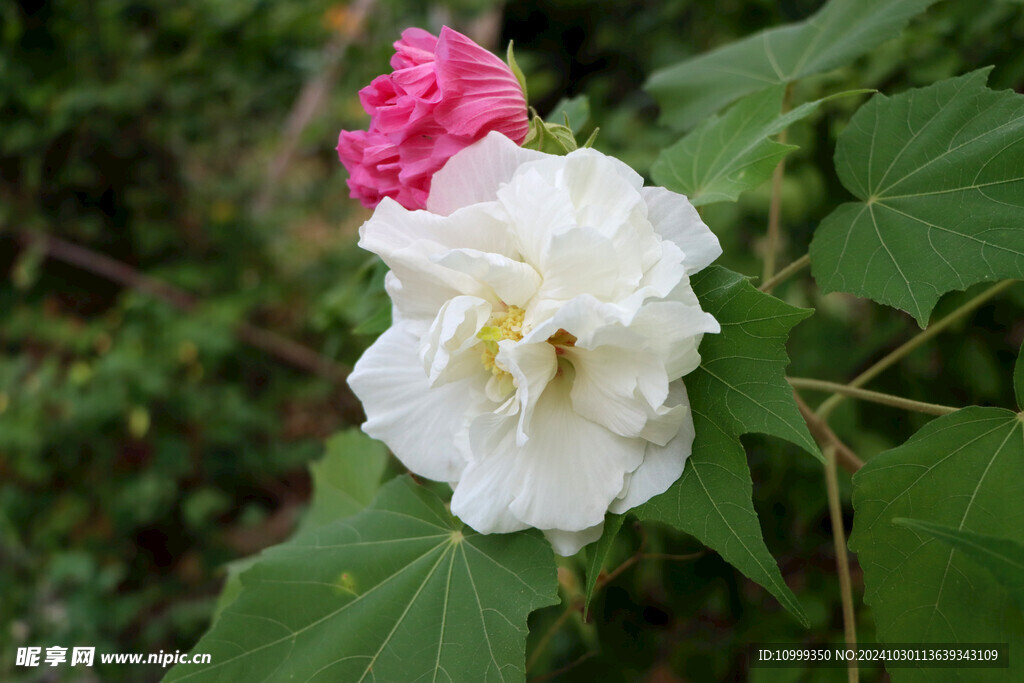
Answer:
[348, 132, 721, 555]
[337, 27, 529, 210]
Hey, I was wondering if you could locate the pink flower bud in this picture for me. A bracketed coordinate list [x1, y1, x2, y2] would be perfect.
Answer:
[337, 27, 529, 210]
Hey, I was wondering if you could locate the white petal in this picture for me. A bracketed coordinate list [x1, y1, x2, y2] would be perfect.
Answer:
[525, 149, 646, 240]
[348, 323, 487, 482]
[640, 186, 722, 274]
[420, 295, 492, 386]
[427, 132, 547, 216]
[456, 376, 645, 533]
[434, 248, 542, 306]
[543, 522, 604, 557]
[610, 382, 695, 513]
[494, 339, 558, 445]
[449, 422, 530, 534]
[360, 198, 514, 260]
[363, 202, 515, 321]
[497, 167, 578, 268]
[537, 226, 645, 305]
[627, 301, 720, 379]
[564, 345, 668, 440]
[525, 294, 638, 354]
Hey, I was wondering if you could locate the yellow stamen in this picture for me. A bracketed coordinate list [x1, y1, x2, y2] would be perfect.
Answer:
[478, 306, 526, 376]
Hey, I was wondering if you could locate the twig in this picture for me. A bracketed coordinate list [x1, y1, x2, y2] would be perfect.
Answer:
[816, 279, 1016, 419]
[824, 446, 859, 683]
[787, 377, 959, 416]
[793, 391, 865, 473]
[253, 0, 377, 215]
[526, 599, 581, 672]
[760, 253, 810, 293]
[762, 83, 794, 284]
[528, 651, 597, 683]
[19, 232, 360, 414]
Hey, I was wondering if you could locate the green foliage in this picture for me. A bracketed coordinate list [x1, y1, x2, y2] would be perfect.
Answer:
[547, 95, 591, 134]
[652, 87, 869, 206]
[583, 512, 624, 614]
[811, 69, 1024, 326]
[893, 518, 1024, 614]
[167, 477, 559, 682]
[850, 407, 1024, 680]
[636, 266, 816, 627]
[646, 0, 939, 130]
[298, 429, 390, 532]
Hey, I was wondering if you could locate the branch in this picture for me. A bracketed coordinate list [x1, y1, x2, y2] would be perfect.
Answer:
[824, 445, 859, 683]
[759, 253, 810, 293]
[253, 0, 377, 215]
[20, 232, 361, 417]
[816, 279, 1016, 419]
[788, 377, 959, 416]
[792, 390, 865, 473]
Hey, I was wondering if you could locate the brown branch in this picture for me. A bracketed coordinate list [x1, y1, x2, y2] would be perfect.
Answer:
[528, 651, 597, 683]
[20, 232, 361, 416]
[793, 390, 865, 473]
[253, 0, 377, 215]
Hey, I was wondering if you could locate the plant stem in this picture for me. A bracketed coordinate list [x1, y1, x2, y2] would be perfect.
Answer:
[788, 377, 959, 416]
[762, 83, 794, 284]
[824, 445, 859, 683]
[793, 391, 864, 473]
[816, 279, 1016, 419]
[760, 253, 810, 293]
[526, 599, 580, 672]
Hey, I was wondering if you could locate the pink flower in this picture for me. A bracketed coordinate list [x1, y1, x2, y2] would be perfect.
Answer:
[337, 27, 530, 210]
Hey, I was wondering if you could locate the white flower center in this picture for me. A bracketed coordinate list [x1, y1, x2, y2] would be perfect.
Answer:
[475, 304, 578, 399]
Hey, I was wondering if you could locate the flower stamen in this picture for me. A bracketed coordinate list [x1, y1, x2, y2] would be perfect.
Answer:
[478, 305, 526, 376]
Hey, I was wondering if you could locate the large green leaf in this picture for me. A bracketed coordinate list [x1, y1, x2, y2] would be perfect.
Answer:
[810, 69, 1024, 326]
[214, 430, 390, 620]
[647, 0, 938, 130]
[167, 477, 559, 682]
[893, 518, 1024, 614]
[299, 428, 389, 532]
[636, 266, 818, 627]
[850, 408, 1024, 681]
[652, 88, 868, 206]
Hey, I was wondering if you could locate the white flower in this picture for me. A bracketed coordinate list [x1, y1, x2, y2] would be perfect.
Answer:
[348, 132, 721, 555]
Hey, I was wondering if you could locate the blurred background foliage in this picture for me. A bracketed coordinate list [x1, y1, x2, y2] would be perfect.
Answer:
[1, 0, 1022, 680]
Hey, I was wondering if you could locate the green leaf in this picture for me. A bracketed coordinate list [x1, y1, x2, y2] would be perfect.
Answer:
[506, 40, 528, 102]
[212, 555, 260, 622]
[850, 407, 1024, 680]
[583, 513, 625, 617]
[299, 429, 389, 532]
[522, 114, 578, 155]
[685, 267, 820, 461]
[636, 266, 818, 627]
[810, 69, 1024, 326]
[647, 0, 938, 130]
[652, 88, 869, 206]
[546, 95, 590, 134]
[893, 518, 1024, 614]
[168, 477, 560, 682]
[215, 430, 389, 620]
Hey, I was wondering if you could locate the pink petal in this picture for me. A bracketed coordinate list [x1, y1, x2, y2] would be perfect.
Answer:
[390, 27, 438, 70]
[433, 26, 528, 142]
